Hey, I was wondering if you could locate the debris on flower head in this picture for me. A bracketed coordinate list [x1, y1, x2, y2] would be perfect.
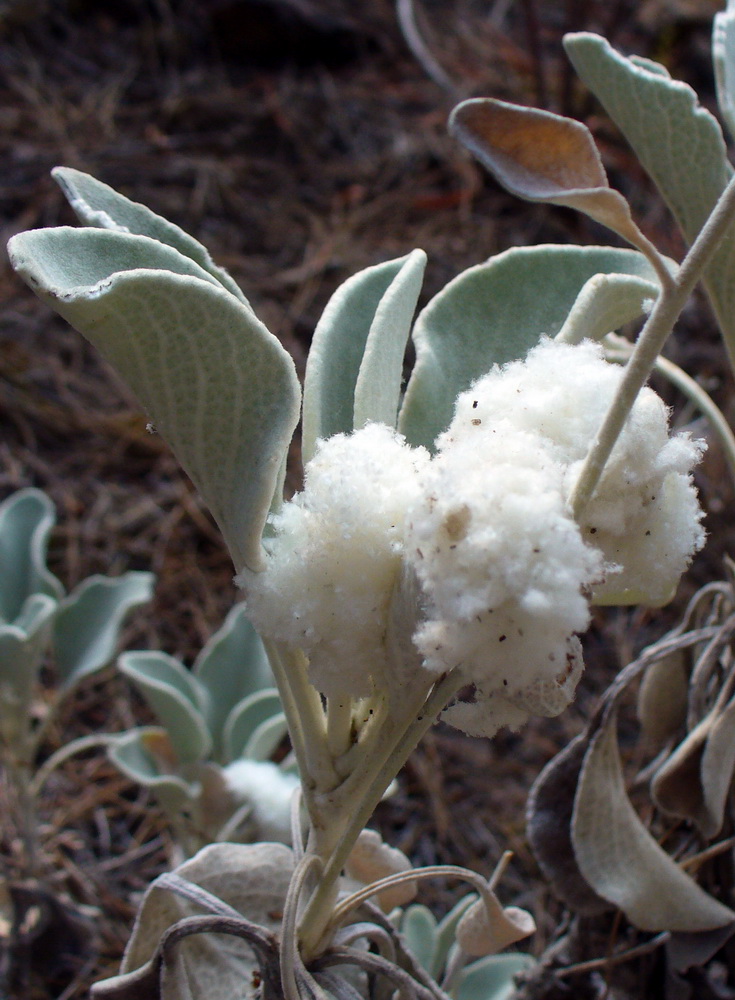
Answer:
[241, 339, 705, 738]
[406, 338, 705, 736]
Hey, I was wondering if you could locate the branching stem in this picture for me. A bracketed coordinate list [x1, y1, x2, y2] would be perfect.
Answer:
[570, 172, 735, 518]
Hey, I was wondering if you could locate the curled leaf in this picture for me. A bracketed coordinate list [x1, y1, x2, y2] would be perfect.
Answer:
[636, 650, 689, 749]
[449, 98, 640, 244]
[526, 731, 610, 915]
[652, 693, 735, 838]
[345, 829, 417, 911]
[455, 893, 535, 957]
[572, 710, 735, 931]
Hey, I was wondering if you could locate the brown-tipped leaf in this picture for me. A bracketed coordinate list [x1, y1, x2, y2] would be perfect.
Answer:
[449, 98, 639, 241]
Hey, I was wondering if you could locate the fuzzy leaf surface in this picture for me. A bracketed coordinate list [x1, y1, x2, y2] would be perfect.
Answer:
[0, 488, 63, 623]
[302, 251, 424, 462]
[526, 731, 610, 915]
[193, 603, 273, 757]
[572, 711, 735, 931]
[352, 248, 426, 431]
[221, 689, 285, 763]
[0, 595, 57, 745]
[399, 245, 657, 449]
[564, 32, 735, 368]
[108, 727, 195, 815]
[714, 2, 735, 142]
[555, 270, 660, 344]
[117, 843, 292, 998]
[118, 652, 211, 763]
[54, 571, 154, 690]
[449, 99, 638, 240]
[8, 228, 301, 571]
[456, 952, 536, 1000]
[52, 167, 249, 305]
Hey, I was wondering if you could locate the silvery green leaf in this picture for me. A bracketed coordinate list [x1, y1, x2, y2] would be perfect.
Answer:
[242, 712, 288, 761]
[53, 571, 155, 691]
[564, 33, 735, 368]
[352, 248, 426, 431]
[0, 488, 63, 623]
[456, 952, 536, 1000]
[8, 228, 301, 572]
[301, 250, 426, 464]
[399, 245, 658, 449]
[714, 2, 735, 142]
[52, 167, 250, 306]
[118, 651, 211, 764]
[572, 710, 735, 931]
[222, 689, 285, 762]
[193, 603, 273, 756]
[0, 594, 56, 746]
[555, 270, 661, 344]
[399, 904, 437, 975]
[111, 842, 293, 999]
[107, 727, 195, 815]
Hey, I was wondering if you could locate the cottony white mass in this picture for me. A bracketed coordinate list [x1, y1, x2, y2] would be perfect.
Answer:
[242, 339, 705, 737]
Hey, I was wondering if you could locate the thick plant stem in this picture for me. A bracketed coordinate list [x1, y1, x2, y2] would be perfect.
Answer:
[298, 671, 465, 959]
[263, 640, 339, 792]
[570, 171, 735, 519]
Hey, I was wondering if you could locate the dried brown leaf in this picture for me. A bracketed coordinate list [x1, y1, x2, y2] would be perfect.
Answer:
[449, 98, 641, 244]
[572, 711, 735, 931]
[526, 731, 611, 915]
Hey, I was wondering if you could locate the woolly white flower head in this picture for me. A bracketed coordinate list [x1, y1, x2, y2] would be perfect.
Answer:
[444, 338, 705, 605]
[404, 338, 705, 736]
[241, 338, 705, 738]
[240, 423, 430, 699]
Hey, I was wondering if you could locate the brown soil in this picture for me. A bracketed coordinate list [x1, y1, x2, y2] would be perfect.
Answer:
[1, 1, 734, 997]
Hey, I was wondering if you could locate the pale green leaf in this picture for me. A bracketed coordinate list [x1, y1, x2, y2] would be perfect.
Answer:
[107, 727, 195, 815]
[353, 248, 426, 430]
[193, 604, 273, 756]
[301, 252, 424, 463]
[564, 33, 735, 368]
[8, 228, 301, 572]
[53, 571, 155, 690]
[52, 167, 250, 305]
[222, 689, 285, 763]
[399, 904, 437, 975]
[572, 711, 735, 931]
[0, 595, 56, 746]
[399, 245, 658, 449]
[242, 712, 288, 761]
[456, 953, 536, 1000]
[555, 270, 660, 344]
[118, 651, 211, 763]
[714, 2, 735, 142]
[0, 488, 63, 623]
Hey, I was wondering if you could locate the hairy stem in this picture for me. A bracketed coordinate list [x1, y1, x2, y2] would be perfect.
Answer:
[298, 671, 465, 958]
[570, 171, 735, 518]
